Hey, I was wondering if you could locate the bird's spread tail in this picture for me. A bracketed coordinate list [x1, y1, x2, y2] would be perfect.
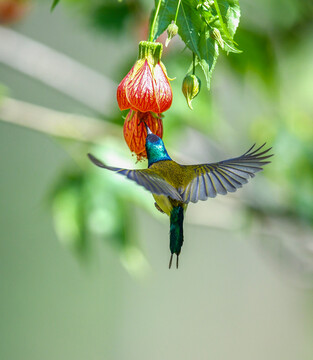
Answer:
[169, 205, 184, 269]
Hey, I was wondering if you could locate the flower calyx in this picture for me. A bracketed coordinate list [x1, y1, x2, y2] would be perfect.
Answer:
[117, 41, 173, 114]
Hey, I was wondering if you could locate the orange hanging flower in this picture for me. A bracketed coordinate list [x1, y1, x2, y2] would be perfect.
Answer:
[0, 0, 30, 24]
[117, 41, 172, 114]
[123, 110, 163, 161]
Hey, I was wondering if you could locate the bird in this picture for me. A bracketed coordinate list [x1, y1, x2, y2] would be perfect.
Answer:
[88, 125, 272, 269]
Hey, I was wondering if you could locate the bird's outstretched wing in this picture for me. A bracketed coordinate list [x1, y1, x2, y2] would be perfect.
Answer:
[180, 144, 273, 203]
[88, 154, 182, 201]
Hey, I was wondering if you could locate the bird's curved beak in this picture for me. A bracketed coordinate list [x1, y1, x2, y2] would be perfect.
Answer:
[144, 123, 153, 135]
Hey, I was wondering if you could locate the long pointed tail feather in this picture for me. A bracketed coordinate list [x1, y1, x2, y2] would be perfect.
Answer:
[169, 206, 184, 269]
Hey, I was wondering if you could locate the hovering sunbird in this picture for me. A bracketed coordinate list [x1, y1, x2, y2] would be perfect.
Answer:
[88, 126, 272, 269]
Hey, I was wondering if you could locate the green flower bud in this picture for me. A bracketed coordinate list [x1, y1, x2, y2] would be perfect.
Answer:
[211, 28, 224, 49]
[182, 74, 201, 110]
[165, 22, 178, 47]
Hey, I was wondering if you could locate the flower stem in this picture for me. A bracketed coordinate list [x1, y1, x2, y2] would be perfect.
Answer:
[192, 52, 196, 74]
[174, 0, 182, 23]
[149, 0, 163, 42]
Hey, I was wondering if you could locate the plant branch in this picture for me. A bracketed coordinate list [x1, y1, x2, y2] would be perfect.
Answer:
[0, 97, 121, 143]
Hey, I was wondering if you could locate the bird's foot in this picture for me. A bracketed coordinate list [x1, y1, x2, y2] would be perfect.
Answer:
[154, 202, 165, 214]
[168, 254, 179, 269]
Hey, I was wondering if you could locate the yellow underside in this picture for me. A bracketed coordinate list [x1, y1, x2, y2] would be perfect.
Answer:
[153, 194, 187, 216]
[149, 160, 191, 216]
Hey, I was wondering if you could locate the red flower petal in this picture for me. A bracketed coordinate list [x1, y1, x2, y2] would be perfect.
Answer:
[116, 68, 133, 111]
[153, 62, 172, 113]
[123, 110, 163, 161]
[125, 60, 160, 113]
[117, 48, 173, 114]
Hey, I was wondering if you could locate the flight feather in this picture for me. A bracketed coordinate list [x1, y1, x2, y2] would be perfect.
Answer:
[180, 144, 273, 203]
[87, 154, 182, 201]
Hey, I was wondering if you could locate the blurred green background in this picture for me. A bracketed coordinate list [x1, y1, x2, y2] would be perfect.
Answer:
[0, 0, 313, 359]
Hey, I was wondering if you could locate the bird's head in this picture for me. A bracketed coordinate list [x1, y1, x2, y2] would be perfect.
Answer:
[145, 124, 171, 166]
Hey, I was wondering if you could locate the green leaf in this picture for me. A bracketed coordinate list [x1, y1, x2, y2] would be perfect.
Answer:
[151, 0, 241, 90]
[150, 0, 177, 40]
[197, 36, 219, 90]
[196, 1, 241, 53]
[220, 0, 241, 37]
[51, 0, 61, 12]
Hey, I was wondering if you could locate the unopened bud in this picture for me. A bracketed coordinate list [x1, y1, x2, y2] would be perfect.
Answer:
[182, 74, 201, 110]
[212, 28, 224, 49]
[165, 22, 178, 47]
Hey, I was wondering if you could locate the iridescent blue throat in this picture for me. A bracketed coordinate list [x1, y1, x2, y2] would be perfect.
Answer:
[146, 135, 171, 167]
